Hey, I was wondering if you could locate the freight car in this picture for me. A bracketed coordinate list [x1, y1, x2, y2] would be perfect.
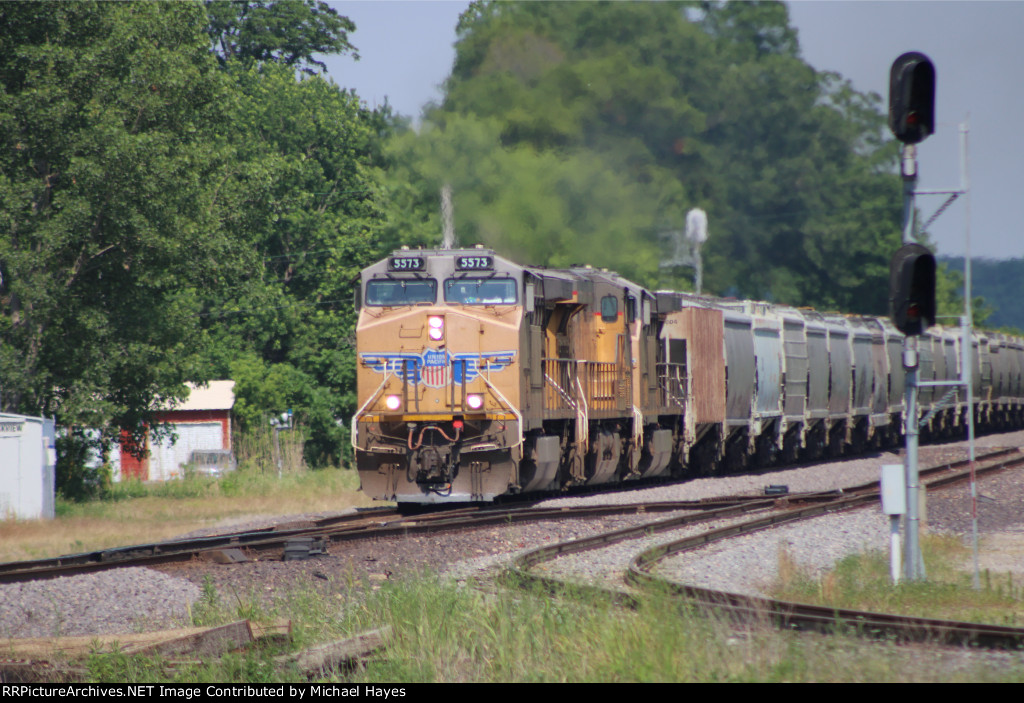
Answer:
[352, 246, 1024, 504]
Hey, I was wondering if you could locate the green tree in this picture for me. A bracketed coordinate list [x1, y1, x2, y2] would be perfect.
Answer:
[934, 263, 994, 328]
[411, 0, 903, 312]
[1, 0, 388, 472]
[383, 114, 677, 283]
[191, 0, 390, 465]
[199, 62, 388, 464]
[0, 1, 243, 442]
[204, 0, 357, 73]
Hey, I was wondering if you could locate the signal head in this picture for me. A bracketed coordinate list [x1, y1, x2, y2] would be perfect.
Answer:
[889, 243, 936, 336]
[889, 51, 936, 144]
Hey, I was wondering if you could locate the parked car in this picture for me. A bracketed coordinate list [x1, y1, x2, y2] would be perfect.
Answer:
[187, 449, 237, 478]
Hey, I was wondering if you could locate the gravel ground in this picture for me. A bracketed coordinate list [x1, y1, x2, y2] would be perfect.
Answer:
[538, 433, 1024, 595]
[654, 506, 893, 596]
[2, 430, 1024, 642]
[0, 568, 200, 640]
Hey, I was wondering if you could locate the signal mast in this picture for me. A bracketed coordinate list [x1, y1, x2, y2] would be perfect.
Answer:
[887, 51, 937, 582]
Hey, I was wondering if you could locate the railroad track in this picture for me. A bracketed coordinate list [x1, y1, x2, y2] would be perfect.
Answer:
[0, 492, 790, 583]
[5, 446, 1024, 651]
[507, 446, 1024, 649]
[2, 447, 1017, 586]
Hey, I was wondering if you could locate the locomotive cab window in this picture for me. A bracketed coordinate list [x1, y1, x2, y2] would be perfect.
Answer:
[600, 295, 619, 323]
[365, 278, 437, 306]
[444, 278, 517, 305]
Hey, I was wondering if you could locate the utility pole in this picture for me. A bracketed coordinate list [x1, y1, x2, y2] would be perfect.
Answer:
[913, 121, 978, 585]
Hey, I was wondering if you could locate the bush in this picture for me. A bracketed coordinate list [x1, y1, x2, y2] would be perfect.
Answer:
[55, 431, 111, 502]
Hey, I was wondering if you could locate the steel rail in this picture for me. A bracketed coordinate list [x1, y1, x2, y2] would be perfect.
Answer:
[0, 502, 493, 581]
[506, 448, 1024, 649]
[0, 494, 793, 584]
[2, 447, 1016, 587]
[626, 450, 1024, 649]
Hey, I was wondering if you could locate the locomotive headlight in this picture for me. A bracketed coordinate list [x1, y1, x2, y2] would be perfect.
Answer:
[428, 315, 444, 341]
[385, 395, 402, 411]
[466, 393, 484, 410]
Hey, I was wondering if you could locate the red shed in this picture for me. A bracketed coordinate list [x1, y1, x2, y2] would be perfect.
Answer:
[118, 381, 235, 481]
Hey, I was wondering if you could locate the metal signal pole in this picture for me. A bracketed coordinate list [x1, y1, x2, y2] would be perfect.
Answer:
[900, 145, 924, 581]
[899, 120, 976, 584]
[888, 50, 975, 585]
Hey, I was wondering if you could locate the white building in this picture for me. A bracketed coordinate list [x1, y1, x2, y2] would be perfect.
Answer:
[0, 413, 57, 520]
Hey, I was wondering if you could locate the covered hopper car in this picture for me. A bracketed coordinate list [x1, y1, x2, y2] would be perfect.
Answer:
[352, 246, 1024, 504]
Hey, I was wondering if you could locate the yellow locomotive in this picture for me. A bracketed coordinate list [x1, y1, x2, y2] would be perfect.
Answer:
[353, 246, 693, 503]
[354, 246, 1024, 505]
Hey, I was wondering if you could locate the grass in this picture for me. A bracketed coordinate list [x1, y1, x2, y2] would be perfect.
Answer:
[0, 465, 374, 563]
[0, 424, 376, 562]
[770, 533, 1024, 626]
[7, 453, 1024, 682]
[78, 574, 1024, 683]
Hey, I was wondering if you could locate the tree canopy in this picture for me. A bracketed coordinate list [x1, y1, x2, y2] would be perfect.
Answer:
[0, 1, 240, 438]
[5, 0, 992, 486]
[0, 0, 388, 471]
[198, 62, 388, 464]
[205, 0, 357, 73]
[390, 0, 905, 313]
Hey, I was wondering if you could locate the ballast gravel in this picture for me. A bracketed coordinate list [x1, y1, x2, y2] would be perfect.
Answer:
[0, 568, 200, 640]
[655, 506, 893, 596]
[2, 430, 1024, 641]
[443, 432, 1024, 590]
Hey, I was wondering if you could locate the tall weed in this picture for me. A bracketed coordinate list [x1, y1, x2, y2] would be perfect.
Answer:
[235, 424, 307, 474]
[770, 533, 1024, 624]
[67, 571, 1024, 683]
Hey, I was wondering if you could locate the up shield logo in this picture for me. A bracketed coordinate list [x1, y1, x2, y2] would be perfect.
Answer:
[360, 350, 516, 388]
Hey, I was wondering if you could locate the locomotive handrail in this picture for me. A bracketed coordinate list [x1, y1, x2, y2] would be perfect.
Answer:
[656, 361, 687, 408]
[584, 360, 623, 406]
[480, 373, 524, 449]
[576, 375, 589, 450]
[350, 361, 394, 450]
[543, 357, 580, 413]
[544, 372, 576, 408]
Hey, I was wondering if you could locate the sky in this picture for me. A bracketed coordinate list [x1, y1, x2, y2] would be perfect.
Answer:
[320, 1, 1024, 262]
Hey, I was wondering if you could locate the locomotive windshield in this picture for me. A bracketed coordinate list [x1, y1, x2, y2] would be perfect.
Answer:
[444, 278, 517, 305]
[365, 278, 437, 306]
